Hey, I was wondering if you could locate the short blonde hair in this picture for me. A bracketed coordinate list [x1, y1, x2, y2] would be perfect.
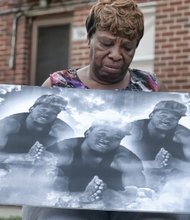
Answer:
[86, 0, 144, 46]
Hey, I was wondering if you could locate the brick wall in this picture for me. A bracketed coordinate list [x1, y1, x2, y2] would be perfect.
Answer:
[70, 7, 90, 68]
[0, 0, 189, 91]
[0, 1, 32, 84]
[155, 0, 190, 91]
[0, 0, 95, 85]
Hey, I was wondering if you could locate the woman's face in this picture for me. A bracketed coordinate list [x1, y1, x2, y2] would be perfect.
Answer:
[89, 31, 137, 84]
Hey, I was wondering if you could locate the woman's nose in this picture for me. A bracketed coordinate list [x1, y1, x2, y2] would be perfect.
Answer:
[108, 46, 122, 61]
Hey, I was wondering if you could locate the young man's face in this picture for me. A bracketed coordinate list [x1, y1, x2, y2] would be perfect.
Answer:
[149, 110, 181, 131]
[85, 126, 124, 153]
[89, 30, 137, 84]
[29, 104, 60, 125]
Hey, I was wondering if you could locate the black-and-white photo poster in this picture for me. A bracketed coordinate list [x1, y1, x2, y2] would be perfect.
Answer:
[0, 84, 190, 214]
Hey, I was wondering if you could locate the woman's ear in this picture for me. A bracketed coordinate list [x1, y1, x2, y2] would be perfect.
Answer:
[87, 38, 91, 47]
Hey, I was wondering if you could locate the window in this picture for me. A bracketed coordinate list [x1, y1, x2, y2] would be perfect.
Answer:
[31, 18, 71, 86]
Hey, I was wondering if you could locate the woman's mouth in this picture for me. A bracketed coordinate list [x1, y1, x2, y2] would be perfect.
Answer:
[103, 66, 121, 74]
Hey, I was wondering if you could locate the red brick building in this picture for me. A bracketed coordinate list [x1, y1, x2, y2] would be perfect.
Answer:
[0, 0, 190, 91]
[0, 1, 189, 217]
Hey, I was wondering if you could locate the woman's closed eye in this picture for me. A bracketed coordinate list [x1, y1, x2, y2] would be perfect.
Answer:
[124, 46, 133, 52]
[100, 41, 114, 47]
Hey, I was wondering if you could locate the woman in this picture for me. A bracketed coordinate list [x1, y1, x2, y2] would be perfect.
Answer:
[22, 0, 167, 219]
[42, 0, 166, 92]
